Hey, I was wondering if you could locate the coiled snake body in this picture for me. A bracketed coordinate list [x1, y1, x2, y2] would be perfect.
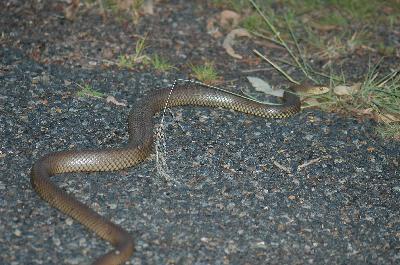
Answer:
[31, 82, 300, 265]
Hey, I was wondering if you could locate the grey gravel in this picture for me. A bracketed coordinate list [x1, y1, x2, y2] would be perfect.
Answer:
[3, 0, 400, 258]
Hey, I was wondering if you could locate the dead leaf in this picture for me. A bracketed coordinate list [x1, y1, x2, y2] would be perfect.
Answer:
[102, 47, 115, 59]
[333, 85, 350, 96]
[106, 96, 127, 107]
[223, 28, 251, 59]
[219, 10, 241, 29]
[302, 97, 321, 107]
[115, 0, 134, 11]
[359, 108, 374, 115]
[333, 83, 361, 96]
[350, 82, 362, 91]
[206, 17, 223, 38]
[367, 146, 375, 152]
[247, 76, 284, 97]
[309, 22, 338, 31]
[64, 0, 80, 20]
[382, 6, 394, 15]
[142, 0, 154, 15]
[206, 10, 241, 39]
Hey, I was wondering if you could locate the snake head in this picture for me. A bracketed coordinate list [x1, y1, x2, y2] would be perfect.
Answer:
[293, 84, 329, 96]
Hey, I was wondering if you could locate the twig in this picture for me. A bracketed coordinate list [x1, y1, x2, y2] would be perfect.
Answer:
[253, 49, 300, 85]
[297, 158, 321, 171]
[249, 0, 304, 76]
[273, 161, 292, 173]
[240, 67, 275, 73]
[285, 16, 316, 81]
[275, 57, 342, 82]
[249, 30, 284, 47]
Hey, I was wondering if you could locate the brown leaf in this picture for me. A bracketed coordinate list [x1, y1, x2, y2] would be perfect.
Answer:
[106, 96, 127, 107]
[207, 10, 242, 39]
[302, 97, 321, 107]
[333, 83, 361, 96]
[219, 10, 241, 29]
[115, 0, 134, 11]
[310, 22, 338, 31]
[367, 146, 375, 152]
[142, 0, 154, 15]
[64, 0, 80, 21]
[206, 17, 223, 38]
[222, 28, 251, 59]
[359, 108, 374, 115]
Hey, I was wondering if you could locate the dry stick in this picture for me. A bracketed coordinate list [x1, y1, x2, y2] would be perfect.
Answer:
[249, 30, 285, 47]
[275, 57, 342, 82]
[285, 17, 317, 83]
[249, 0, 309, 78]
[253, 49, 300, 85]
[273, 161, 291, 174]
[377, 69, 400, 88]
[297, 158, 321, 171]
[241, 67, 277, 73]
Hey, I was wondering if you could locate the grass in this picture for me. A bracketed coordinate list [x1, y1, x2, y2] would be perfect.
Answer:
[219, 0, 400, 23]
[85, 0, 145, 23]
[242, 0, 400, 139]
[117, 54, 135, 69]
[211, 0, 400, 59]
[99, 0, 119, 13]
[117, 36, 149, 69]
[76, 83, 105, 98]
[358, 65, 400, 115]
[211, 0, 249, 11]
[376, 123, 400, 141]
[241, 13, 266, 32]
[190, 62, 219, 84]
[150, 54, 176, 72]
[131, 0, 145, 24]
[133, 36, 148, 60]
[116, 36, 177, 72]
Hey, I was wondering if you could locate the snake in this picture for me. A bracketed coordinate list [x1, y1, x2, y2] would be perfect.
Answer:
[31, 81, 301, 265]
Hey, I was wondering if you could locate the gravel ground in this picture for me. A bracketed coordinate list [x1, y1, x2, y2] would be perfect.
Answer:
[1, 1, 400, 265]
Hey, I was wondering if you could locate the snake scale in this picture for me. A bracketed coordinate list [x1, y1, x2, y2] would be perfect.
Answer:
[31, 82, 301, 265]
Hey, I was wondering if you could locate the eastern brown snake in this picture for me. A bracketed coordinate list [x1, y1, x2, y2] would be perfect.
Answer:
[31, 81, 301, 265]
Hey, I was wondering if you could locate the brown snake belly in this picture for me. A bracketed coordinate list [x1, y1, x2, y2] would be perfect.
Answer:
[31, 82, 300, 265]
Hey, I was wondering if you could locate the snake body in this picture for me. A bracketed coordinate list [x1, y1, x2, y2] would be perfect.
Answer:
[31, 82, 300, 265]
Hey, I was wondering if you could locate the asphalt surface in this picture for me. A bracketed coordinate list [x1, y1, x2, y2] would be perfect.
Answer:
[1, 45, 400, 265]
[1, 1, 400, 264]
